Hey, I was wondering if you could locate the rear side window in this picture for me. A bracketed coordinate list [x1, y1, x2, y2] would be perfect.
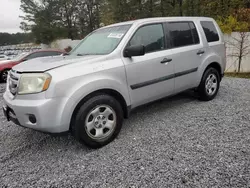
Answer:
[26, 52, 44, 60]
[201, 21, 219, 42]
[129, 24, 165, 53]
[167, 22, 199, 48]
[42, 51, 63, 56]
[26, 52, 41, 60]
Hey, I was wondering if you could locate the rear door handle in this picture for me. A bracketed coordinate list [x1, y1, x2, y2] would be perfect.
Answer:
[161, 58, 172, 64]
[197, 50, 205, 55]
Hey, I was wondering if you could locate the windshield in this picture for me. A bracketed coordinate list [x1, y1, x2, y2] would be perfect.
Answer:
[70, 24, 131, 56]
[12, 52, 29, 61]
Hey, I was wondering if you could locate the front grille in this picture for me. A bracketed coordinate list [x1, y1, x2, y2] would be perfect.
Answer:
[8, 69, 20, 96]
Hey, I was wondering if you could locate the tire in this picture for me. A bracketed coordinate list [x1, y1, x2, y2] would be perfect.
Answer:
[1, 69, 9, 82]
[71, 94, 123, 148]
[198, 67, 220, 101]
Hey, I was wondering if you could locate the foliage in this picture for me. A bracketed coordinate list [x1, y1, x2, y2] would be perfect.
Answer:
[64, 46, 72, 52]
[216, 6, 250, 73]
[16, 0, 250, 45]
[226, 32, 250, 72]
[0, 33, 33, 46]
[217, 15, 249, 33]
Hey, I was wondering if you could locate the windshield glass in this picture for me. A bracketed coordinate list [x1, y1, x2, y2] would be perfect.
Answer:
[12, 52, 29, 61]
[70, 24, 131, 56]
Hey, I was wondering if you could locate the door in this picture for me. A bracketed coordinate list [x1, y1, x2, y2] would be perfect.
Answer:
[165, 21, 205, 93]
[122, 23, 175, 108]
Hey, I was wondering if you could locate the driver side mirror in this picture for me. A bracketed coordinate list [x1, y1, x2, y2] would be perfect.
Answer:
[124, 45, 145, 58]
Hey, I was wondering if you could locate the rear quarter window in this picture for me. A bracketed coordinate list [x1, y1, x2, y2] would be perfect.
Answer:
[201, 21, 220, 43]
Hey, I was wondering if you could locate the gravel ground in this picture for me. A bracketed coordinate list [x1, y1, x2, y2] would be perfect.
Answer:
[0, 77, 250, 188]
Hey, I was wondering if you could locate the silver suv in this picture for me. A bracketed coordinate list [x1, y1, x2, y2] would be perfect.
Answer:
[3, 17, 226, 148]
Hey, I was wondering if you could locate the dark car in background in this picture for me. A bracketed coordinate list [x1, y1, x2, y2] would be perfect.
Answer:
[0, 49, 65, 82]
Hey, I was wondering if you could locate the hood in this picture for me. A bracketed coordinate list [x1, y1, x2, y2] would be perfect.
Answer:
[12, 55, 103, 72]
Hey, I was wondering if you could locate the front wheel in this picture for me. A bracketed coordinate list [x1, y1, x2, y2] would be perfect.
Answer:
[198, 67, 220, 101]
[71, 94, 123, 148]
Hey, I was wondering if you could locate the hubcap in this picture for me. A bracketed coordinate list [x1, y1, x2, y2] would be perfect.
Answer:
[205, 73, 218, 96]
[85, 105, 116, 140]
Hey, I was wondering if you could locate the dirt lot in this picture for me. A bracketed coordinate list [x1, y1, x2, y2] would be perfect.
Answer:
[0, 78, 250, 188]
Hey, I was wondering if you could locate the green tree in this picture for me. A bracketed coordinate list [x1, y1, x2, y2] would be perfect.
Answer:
[218, 14, 250, 73]
[19, 0, 250, 45]
[21, 0, 68, 44]
[0, 33, 33, 46]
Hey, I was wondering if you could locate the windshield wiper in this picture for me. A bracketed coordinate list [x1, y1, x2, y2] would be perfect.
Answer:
[62, 52, 70, 56]
[77, 53, 93, 56]
[76, 53, 104, 56]
[77, 53, 84, 56]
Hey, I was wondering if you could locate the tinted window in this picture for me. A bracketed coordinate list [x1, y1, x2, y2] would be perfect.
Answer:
[189, 22, 199, 44]
[26, 52, 44, 60]
[167, 22, 199, 48]
[129, 24, 165, 53]
[0, 56, 4, 58]
[41, 51, 62, 56]
[201, 21, 219, 42]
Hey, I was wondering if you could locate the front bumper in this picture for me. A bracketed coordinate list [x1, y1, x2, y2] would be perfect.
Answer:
[3, 91, 69, 133]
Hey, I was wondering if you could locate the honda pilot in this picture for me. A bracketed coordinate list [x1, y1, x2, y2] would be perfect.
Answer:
[3, 17, 226, 148]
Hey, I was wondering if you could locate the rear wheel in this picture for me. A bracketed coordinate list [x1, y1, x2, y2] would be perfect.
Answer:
[71, 94, 123, 148]
[198, 67, 220, 101]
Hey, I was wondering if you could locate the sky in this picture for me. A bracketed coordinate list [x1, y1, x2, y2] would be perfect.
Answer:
[0, 0, 23, 33]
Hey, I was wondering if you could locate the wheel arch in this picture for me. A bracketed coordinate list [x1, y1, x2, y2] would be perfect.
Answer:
[69, 88, 130, 131]
[197, 52, 224, 86]
[204, 62, 223, 81]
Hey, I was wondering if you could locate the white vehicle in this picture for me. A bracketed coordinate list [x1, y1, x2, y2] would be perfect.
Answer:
[3, 17, 226, 148]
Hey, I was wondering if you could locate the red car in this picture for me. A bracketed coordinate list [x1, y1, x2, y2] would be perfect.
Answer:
[0, 49, 65, 82]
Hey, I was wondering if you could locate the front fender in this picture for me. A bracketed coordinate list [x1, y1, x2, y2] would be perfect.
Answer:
[51, 72, 130, 131]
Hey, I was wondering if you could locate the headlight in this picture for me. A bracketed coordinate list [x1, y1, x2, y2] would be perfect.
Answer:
[18, 73, 52, 94]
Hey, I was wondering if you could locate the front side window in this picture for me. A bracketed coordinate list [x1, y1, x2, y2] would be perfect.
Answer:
[129, 24, 165, 53]
[167, 22, 199, 48]
[70, 25, 131, 56]
[201, 21, 219, 43]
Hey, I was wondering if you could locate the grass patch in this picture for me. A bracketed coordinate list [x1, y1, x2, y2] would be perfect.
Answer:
[225, 72, 250, 79]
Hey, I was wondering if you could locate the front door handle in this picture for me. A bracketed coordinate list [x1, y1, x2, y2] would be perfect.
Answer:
[197, 50, 205, 55]
[161, 58, 172, 64]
